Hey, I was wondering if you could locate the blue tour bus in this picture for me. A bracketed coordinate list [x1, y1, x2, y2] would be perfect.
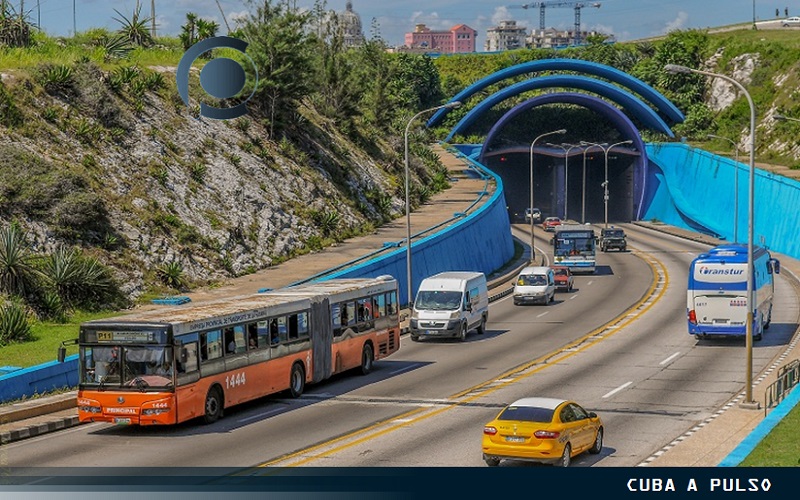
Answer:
[687, 245, 780, 340]
[553, 225, 596, 274]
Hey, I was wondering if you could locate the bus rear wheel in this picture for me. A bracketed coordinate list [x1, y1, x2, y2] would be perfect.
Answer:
[203, 386, 223, 424]
[360, 343, 374, 375]
[289, 363, 305, 398]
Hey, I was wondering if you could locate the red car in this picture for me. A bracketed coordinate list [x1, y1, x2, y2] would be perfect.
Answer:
[542, 217, 562, 232]
[551, 265, 574, 292]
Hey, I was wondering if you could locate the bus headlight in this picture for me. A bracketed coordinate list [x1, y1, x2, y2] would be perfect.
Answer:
[141, 408, 170, 416]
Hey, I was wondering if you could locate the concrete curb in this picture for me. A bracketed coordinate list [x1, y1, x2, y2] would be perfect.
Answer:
[0, 414, 83, 445]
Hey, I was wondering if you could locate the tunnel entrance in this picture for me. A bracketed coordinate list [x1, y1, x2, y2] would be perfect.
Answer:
[484, 147, 638, 225]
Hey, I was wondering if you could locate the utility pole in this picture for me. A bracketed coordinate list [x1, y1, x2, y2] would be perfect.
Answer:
[151, 0, 156, 38]
[215, 0, 232, 34]
[72, 0, 76, 36]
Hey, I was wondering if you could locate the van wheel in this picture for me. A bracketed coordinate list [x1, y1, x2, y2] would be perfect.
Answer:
[289, 363, 305, 398]
[410, 334, 420, 342]
[203, 386, 223, 424]
[459, 322, 467, 342]
[477, 315, 487, 335]
[360, 343, 374, 375]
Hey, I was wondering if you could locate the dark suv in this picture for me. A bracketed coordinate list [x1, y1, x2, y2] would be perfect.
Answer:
[600, 228, 627, 252]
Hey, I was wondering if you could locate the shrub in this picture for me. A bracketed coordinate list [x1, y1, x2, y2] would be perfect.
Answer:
[36, 64, 74, 95]
[0, 300, 32, 345]
[157, 260, 186, 290]
[0, 81, 23, 128]
[0, 224, 41, 297]
[40, 246, 117, 310]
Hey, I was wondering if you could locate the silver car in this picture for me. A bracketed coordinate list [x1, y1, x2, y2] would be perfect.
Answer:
[783, 16, 800, 27]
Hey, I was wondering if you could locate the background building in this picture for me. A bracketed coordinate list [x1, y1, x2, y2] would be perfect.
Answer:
[339, 1, 365, 48]
[403, 23, 477, 54]
[485, 20, 527, 52]
[527, 28, 615, 48]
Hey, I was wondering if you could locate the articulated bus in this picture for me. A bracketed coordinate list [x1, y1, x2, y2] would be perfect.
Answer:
[65, 276, 400, 426]
[687, 245, 780, 340]
[553, 225, 597, 273]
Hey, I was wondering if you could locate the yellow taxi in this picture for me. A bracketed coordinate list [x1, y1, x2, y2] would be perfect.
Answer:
[482, 397, 603, 467]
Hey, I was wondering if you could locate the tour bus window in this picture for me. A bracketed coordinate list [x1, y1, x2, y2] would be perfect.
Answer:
[202, 330, 222, 361]
[247, 323, 259, 349]
[297, 311, 309, 338]
[332, 303, 343, 337]
[255, 321, 269, 347]
[179, 341, 198, 373]
[386, 291, 397, 315]
[269, 318, 280, 345]
[357, 297, 371, 322]
[288, 314, 299, 341]
[373, 294, 386, 318]
[224, 326, 236, 354]
[233, 325, 247, 353]
[344, 302, 356, 327]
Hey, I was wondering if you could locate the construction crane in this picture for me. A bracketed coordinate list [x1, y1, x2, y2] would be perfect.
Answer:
[509, 1, 601, 46]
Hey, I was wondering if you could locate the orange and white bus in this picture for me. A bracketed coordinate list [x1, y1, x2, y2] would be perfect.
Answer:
[69, 276, 400, 425]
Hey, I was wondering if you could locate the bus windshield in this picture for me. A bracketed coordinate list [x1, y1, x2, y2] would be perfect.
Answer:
[82, 346, 174, 388]
[415, 290, 463, 311]
[555, 235, 595, 257]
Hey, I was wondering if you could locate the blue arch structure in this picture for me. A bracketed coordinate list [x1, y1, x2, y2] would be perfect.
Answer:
[427, 58, 685, 127]
[479, 92, 650, 221]
[443, 74, 675, 141]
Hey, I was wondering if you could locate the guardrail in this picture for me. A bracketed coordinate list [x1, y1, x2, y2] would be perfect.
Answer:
[764, 358, 800, 416]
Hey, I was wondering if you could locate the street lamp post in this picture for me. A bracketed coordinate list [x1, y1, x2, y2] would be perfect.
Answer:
[601, 140, 633, 228]
[666, 64, 758, 409]
[579, 142, 606, 224]
[529, 129, 566, 264]
[404, 101, 462, 307]
[707, 134, 741, 242]
[547, 143, 582, 221]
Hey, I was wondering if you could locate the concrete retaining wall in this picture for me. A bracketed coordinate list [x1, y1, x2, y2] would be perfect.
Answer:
[0, 355, 79, 404]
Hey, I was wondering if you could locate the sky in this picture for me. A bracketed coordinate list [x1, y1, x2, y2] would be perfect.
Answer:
[21, 0, 800, 49]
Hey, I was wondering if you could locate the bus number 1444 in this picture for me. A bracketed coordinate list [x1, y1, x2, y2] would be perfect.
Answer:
[226, 372, 247, 389]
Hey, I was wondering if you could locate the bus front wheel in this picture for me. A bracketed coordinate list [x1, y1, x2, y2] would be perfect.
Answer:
[289, 363, 305, 398]
[203, 386, 223, 424]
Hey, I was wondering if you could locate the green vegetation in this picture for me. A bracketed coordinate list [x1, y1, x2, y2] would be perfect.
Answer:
[741, 405, 800, 466]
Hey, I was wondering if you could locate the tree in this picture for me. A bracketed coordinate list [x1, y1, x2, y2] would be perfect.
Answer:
[113, 3, 154, 47]
[241, 0, 316, 138]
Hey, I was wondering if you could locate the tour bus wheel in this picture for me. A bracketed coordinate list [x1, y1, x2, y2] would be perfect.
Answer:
[289, 362, 305, 398]
[360, 343, 374, 375]
[203, 386, 223, 424]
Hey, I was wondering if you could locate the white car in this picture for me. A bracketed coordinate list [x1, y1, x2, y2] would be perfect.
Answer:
[524, 208, 542, 223]
[783, 16, 800, 27]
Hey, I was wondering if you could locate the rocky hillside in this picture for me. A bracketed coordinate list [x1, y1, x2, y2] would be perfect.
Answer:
[0, 60, 435, 301]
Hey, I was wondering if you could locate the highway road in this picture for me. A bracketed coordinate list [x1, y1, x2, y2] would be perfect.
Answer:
[3, 225, 798, 470]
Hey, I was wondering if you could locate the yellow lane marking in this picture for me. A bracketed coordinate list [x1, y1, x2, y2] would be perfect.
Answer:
[246, 251, 668, 469]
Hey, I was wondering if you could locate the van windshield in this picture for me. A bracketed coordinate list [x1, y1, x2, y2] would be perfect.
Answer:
[518, 275, 547, 286]
[415, 290, 463, 311]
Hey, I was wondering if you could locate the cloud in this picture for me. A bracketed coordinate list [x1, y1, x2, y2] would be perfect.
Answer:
[491, 7, 511, 25]
[663, 11, 689, 33]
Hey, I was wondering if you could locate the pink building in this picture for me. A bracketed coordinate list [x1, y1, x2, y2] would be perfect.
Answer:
[403, 23, 476, 53]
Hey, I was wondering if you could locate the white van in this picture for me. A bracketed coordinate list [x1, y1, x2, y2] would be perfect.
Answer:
[513, 266, 555, 305]
[410, 271, 489, 342]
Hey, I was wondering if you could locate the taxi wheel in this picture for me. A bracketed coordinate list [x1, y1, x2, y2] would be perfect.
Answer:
[360, 343, 374, 375]
[289, 362, 305, 398]
[558, 444, 572, 467]
[589, 428, 603, 454]
[203, 386, 223, 424]
[484, 457, 500, 467]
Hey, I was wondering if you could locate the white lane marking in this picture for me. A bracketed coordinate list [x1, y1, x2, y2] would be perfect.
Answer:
[570, 294, 578, 300]
[587, 281, 594, 286]
[602, 381, 632, 399]
[660, 352, 681, 366]
[390, 364, 421, 376]
[537, 311, 549, 318]
[239, 408, 283, 423]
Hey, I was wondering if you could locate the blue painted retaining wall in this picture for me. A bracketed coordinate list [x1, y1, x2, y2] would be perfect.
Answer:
[0, 354, 79, 403]
[644, 143, 800, 260]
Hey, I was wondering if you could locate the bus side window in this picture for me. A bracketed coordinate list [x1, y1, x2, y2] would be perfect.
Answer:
[386, 291, 397, 316]
[277, 316, 288, 343]
[224, 326, 236, 355]
[203, 330, 222, 361]
[374, 294, 386, 318]
[288, 314, 299, 341]
[256, 321, 269, 347]
[246, 322, 259, 350]
[179, 341, 199, 373]
[297, 311, 309, 339]
[233, 325, 246, 353]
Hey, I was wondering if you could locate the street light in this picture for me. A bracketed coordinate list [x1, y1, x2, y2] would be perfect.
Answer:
[665, 63, 758, 409]
[601, 140, 633, 228]
[707, 134, 741, 243]
[530, 129, 566, 264]
[404, 100, 462, 306]
[547, 143, 582, 221]
[579, 141, 606, 224]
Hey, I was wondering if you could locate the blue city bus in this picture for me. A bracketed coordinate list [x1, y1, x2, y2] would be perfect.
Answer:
[687, 245, 780, 340]
[553, 225, 596, 273]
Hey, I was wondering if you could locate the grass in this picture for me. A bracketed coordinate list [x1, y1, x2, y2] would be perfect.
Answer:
[0, 310, 120, 368]
[740, 403, 800, 466]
